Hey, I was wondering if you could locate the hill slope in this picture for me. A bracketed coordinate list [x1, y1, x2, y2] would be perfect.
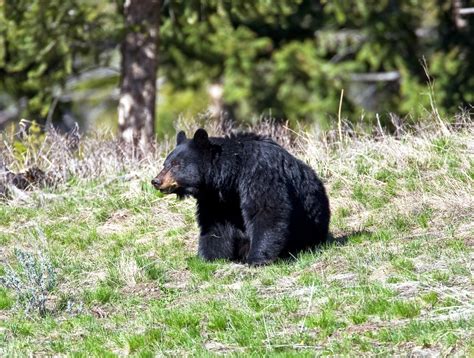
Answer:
[0, 123, 473, 356]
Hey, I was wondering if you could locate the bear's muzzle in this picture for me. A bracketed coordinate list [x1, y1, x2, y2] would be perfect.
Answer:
[151, 171, 179, 193]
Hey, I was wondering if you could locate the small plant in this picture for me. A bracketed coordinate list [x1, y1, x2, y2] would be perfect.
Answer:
[0, 248, 56, 317]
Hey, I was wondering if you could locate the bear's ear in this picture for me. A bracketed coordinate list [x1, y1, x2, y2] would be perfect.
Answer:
[193, 128, 209, 148]
[176, 131, 187, 145]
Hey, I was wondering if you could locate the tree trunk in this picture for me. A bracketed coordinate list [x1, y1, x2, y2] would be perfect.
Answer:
[118, 0, 160, 149]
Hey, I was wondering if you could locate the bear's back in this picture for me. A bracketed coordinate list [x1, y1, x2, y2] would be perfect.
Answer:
[209, 132, 277, 146]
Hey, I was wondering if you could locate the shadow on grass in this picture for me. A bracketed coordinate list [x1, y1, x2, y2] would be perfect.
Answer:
[278, 230, 373, 264]
[327, 230, 373, 246]
[192, 231, 374, 266]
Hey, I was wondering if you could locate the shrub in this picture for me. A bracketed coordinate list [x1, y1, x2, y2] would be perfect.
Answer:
[0, 248, 56, 316]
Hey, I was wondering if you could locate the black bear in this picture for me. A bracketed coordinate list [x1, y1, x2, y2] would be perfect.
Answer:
[151, 128, 330, 265]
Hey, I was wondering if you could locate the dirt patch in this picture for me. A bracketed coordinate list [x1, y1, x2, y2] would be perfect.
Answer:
[369, 264, 392, 283]
[307, 255, 349, 275]
[345, 322, 386, 334]
[404, 344, 442, 358]
[163, 269, 192, 290]
[91, 305, 110, 319]
[213, 262, 251, 280]
[121, 282, 161, 300]
[82, 270, 108, 288]
[389, 281, 420, 298]
[328, 272, 358, 283]
[97, 209, 133, 236]
[204, 341, 245, 354]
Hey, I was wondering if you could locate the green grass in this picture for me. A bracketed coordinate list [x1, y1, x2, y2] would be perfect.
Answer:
[0, 288, 14, 310]
[0, 127, 473, 356]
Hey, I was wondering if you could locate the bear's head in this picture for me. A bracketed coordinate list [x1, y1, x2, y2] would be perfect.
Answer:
[151, 128, 211, 198]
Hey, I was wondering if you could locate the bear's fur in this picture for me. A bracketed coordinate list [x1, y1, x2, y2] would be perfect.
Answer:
[152, 128, 330, 265]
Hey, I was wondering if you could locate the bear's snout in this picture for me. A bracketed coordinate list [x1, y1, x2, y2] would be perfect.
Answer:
[152, 171, 179, 193]
[151, 177, 162, 188]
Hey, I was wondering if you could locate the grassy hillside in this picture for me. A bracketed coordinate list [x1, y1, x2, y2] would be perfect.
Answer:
[0, 121, 473, 356]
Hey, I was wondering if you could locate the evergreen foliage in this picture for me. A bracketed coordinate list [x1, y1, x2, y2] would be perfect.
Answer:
[0, 0, 472, 129]
[0, 1, 120, 121]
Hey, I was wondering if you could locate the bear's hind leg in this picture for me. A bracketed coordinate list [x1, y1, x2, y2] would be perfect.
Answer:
[198, 223, 249, 262]
[244, 218, 288, 265]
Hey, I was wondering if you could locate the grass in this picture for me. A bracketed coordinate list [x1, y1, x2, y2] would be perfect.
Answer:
[0, 120, 473, 356]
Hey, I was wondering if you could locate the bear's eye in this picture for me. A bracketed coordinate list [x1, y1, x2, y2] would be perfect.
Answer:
[170, 160, 179, 167]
